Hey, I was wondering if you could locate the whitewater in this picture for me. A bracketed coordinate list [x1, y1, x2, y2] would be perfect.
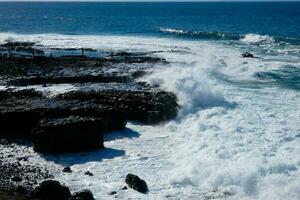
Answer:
[1, 33, 299, 200]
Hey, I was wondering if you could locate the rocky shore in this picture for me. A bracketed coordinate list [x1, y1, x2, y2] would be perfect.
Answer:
[0, 41, 178, 199]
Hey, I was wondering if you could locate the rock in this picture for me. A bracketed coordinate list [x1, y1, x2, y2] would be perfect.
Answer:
[109, 191, 117, 195]
[11, 176, 22, 182]
[9, 75, 130, 86]
[0, 110, 41, 138]
[62, 166, 72, 173]
[31, 180, 71, 200]
[31, 116, 105, 154]
[125, 174, 148, 194]
[242, 52, 255, 58]
[15, 185, 28, 195]
[72, 189, 95, 200]
[84, 171, 94, 176]
[122, 186, 128, 190]
[0, 144, 52, 195]
[58, 90, 178, 124]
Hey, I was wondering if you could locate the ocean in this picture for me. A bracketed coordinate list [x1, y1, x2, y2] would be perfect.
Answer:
[0, 2, 299, 200]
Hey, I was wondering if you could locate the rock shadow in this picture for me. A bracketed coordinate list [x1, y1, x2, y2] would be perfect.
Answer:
[43, 147, 125, 166]
[104, 128, 140, 142]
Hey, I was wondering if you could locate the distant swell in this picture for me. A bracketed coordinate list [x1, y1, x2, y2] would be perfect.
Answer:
[159, 28, 277, 44]
[159, 28, 242, 40]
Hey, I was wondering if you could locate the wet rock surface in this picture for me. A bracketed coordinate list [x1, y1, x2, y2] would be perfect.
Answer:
[125, 174, 149, 194]
[0, 42, 178, 198]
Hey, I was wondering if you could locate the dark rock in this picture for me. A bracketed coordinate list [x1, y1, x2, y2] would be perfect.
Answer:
[9, 75, 130, 86]
[72, 189, 95, 200]
[31, 116, 105, 154]
[125, 174, 148, 194]
[242, 52, 255, 58]
[122, 186, 128, 190]
[0, 191, 33, 200]
[0, 144, 52, 195]
[62, 166, 72, 173]
[17, 156, 29, 162]
[0, 110, 41, 138]
[15, 185, 28, 195]
[0, 41, 44, 56]
[57, 90, 178, 124]
[31, 180, 71, 200]
[84, 171, 94, 176]
[11, 176, 22, 182]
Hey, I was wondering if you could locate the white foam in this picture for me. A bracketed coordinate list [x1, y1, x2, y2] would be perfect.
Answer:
[160, 28, 187, 34]
[241, 33, 275, 44]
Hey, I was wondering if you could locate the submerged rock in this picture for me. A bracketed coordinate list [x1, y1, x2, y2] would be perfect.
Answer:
[125, 174, 148, 194]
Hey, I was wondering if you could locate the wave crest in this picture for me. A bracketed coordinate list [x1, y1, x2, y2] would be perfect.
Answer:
[240, 33, 274, 43]
[159, 28, 277, 45]
[159, 28, 241, 40]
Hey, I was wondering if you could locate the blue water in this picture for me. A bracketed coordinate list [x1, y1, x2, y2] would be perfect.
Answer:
[0, 2, 300, 39]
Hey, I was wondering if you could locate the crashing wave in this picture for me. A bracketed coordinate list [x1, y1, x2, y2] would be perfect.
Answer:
[159, 28, 279, 46]
[240, 33, 275, 43]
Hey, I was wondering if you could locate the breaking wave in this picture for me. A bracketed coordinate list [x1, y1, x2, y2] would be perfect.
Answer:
[159, 28, 291, 45]
[240, 33, 275, 43]
[159, 28, 241, 40]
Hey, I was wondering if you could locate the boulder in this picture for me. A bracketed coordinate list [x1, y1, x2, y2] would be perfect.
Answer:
[31, 180, 71, 200]
[125, 174, 148, 194]
[31, 116, 105, 154]
[62, 166, 72, 173]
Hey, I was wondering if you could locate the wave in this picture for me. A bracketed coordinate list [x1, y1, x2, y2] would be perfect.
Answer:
[159, 28, 241, 40]
[240, 33, 275, 43]
[159, 28, 285, 45]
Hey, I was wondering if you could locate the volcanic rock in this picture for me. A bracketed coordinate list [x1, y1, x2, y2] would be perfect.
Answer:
[125, 174, 148, 194]
[31, 116, 105, 154]
[30, 180, 71, 200]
